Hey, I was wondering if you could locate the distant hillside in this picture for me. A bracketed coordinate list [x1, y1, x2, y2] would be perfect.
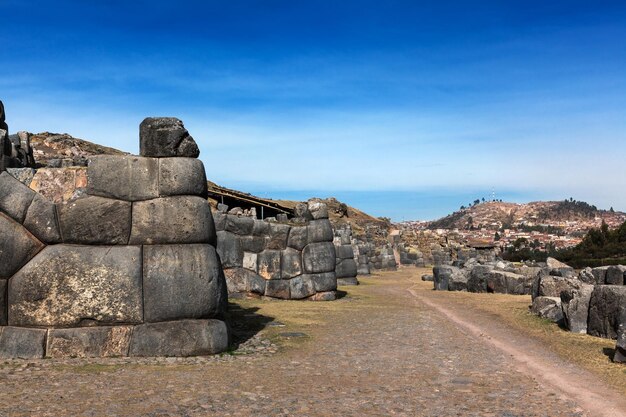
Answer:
[428, 200, 626, 231]
[28, 131, 127, 166]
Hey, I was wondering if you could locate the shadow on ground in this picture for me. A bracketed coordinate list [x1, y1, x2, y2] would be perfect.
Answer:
[226, 302, 275, 348]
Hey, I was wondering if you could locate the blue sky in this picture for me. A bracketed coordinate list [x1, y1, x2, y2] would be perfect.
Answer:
[1, 1, 625, 220]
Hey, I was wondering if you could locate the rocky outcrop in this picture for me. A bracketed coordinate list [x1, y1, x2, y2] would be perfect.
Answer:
[217, 200, 337, 300]
[0, 117, 229, 358]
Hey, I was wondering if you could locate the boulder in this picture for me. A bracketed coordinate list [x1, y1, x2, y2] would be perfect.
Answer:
[467, 265, 494, 293]
[307, 201, 328, 220]
[23, 194, 61, 243]
[143, 245, 226, 322]
[0, 327, 47, 359]
[308, 291, 336, 301]
[223, 268, 266, 295]
[129, 319, 229, 357]
[281, 248, 303, 279]
[294, 202, 312, 220]
[265, 280, 290, 299]
[614, 310, 626, 363]
[307, 219, 333, 243]
[587, 285, 626, 339]
[336, 258, 358, 279]
[448, 268, 469, 292]
[335, 245, 355, 260]
[546, 257, 575, 277]
[287, 225, 308, 251]
[130, 196, 216, 245]
[0, 171, 35, 223]
[605, 265, 626, 285]
[266, 223, 290, 250]
[307, 272, 337, 292]
[225, 214, 255, 235]
[560, 284, 594, 334]
[158, 157, 207, 197]
[433, 265, 451, 291]
[531, 296, 563, 323]
[87, 155, 159, 201]
[139, 117, 200, 158]
[421, 274, 434, 282]
[337, 277, 359, 286]
[302, 242, 336, 274]
[592, 266, 610, 285]
[216, 231, 243, 268]
[578, 267, 596, 285]
[58, 196, 131, 245]
[9, 245, 143, 327]
[46, 327, 133, 358]
[0, 213, 44, 279]
[6, 168, 36, 186]
[257, 250, 282, 280]
[290, 275, 316, 299]
[533, 275, 581, 300]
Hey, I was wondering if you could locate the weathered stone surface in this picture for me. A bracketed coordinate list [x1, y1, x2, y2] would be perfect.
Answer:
[561, 284, 594, 334]
[130, 196, 216, 245]
[546, 257, 571, 270]
[307, 201, 328, 220]
[216, 231, 243, 268]
[58, 196, 131, 245]
[587, 285, 626, 339]
[307, 219, 333, 243]
[240, 235, 265, 253]
[224, 268, 266, 295]
[252, 220, 271, 237]
[421, 274, 434, 282]
[9, 245, 143, 327]
[242, 252, 258, 271]
[449, 268, 469, 292]
[225, 214, 255, 235]
[605, 265, 626, 285]
[46, 327, 133, 358]
[614, 310, 626, 363]
[129, 319, 229, 357]
[335, 245, 355, 260]
[87, 155, 159, 201]
[534, 275, 581, 300]
[294, 202, 312, 220]
[29, 167, 88, 203]
[337, 277, 359, 286]
[143, 245, 226, 322]
[433, 265, 450, 291]
[23, 193, 61, 243]
[578, 267, 596, 284]
[0, 171, 35, 223]
[287, 226, 308, 251]
[467, 265, 494, 293]
[267, 223, 290, 250]
[159, 157, 207, 197]
[265, 280, 290, 299]
[281, 248, 302, 279]
[213, 212, 226, 231]
[0, 213, 44, 279]
[139, 117, 200, 158]
[502, 272, 532, 295]
[308, 291, 336, 301]
[303, 242, 336, 274]
[592, 266, 610, 285]
[307, 272, 337, 292]
[336, 258, 358, 279]
[6, 168, 35, 186]
[531, 296, 563, 323]
[0, 327, 46, 359]
[290, 275, 316, 299]
[0, 280, 6, 325]
[258, 250, 282, 280]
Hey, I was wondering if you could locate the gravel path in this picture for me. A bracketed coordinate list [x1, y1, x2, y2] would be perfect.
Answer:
[0, 269, 621, 416]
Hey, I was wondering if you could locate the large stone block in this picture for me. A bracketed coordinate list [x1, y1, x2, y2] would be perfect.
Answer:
[302, 242, 336, 274]
[225, 214, 255, 235]
[241, 235, 266, 253]
[143, 244, 225, 322]
[23, 194, 61, 243]
[87, 155, 159, 201]
[0, 213, 44, 279]
[265, 280, 290, 299]
[605, 265, 626, 285]
[213, 212, 226, 231]
[531, 296, 563, 323]
[336, 258, 358, 279]
[335, 245, 355, 260]
[587, 285, 626, 339]
[129, 319, 229, 357]
[46, 327, 133, 358]
[307, 272, 337, 292]
[216, 231, 243, 268]
[533, 275, 581, 300]
[252, 220, 271, 237]
[159, 157, 207, 197]
[307, 201, 328, 220]
[281, 248, 303, 279]
[58, 196, 131, 245]
[224, 267, 266, 295]
[287, 225, 308, 251]
[9, 245, 143, 327]
[0, 327, 47, 359]
[290, 275, 316, 299]
[592, 266, 610, 285]
[307, 219, 333, 244]
[139, 117, 200, 158]
[561, 284, 594, 334]
[614, 310, 626, 363]
[258, 250, 282, 280]
[0, 171, 35, 223]
[267, 223, 290, 250]
[130, 196, 216, 245]
[0, 279, 6, 325]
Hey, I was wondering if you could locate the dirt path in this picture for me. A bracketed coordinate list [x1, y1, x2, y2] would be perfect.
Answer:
[0, 269, 624, 416]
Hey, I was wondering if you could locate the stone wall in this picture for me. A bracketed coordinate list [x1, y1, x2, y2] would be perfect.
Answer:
[334, 226, 358, 285]
[0, 117, 229, 359]
[216, 200, 338, 300]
